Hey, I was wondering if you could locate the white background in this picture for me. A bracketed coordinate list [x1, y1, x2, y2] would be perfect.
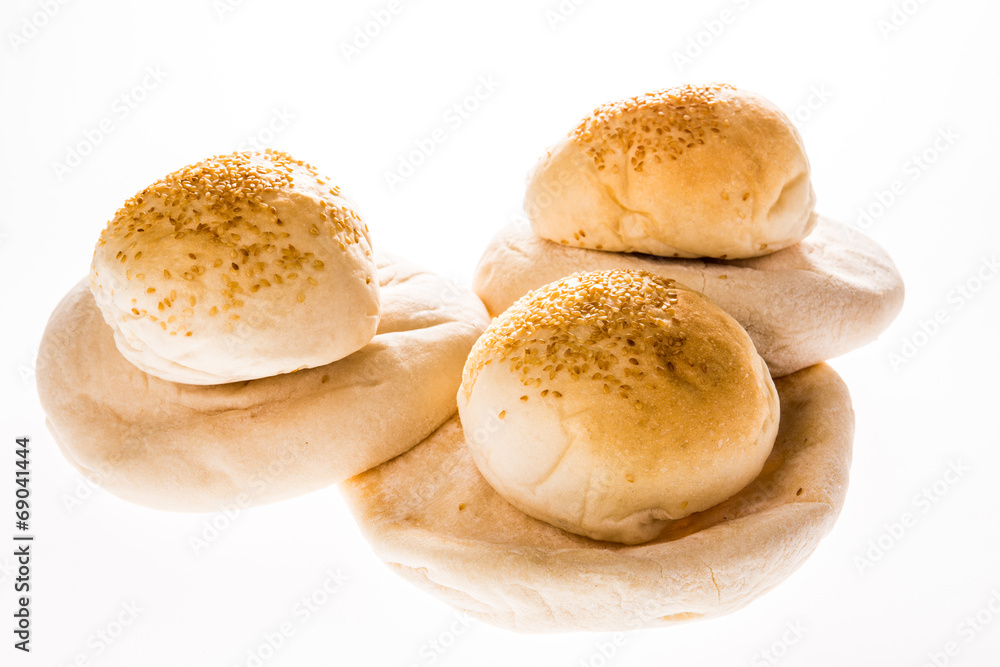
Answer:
[2, 0, 999, 665]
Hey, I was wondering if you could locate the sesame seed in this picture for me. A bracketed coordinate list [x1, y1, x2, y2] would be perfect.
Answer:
[461, 270, 691, 404]
[92, 149, 370, 335]
[571, 83, 735, 172]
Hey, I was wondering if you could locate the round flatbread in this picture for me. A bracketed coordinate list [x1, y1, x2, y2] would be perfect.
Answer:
[37, 253, 489, 511]
[473, 216, 903, 377]
[343, 363, 853, 632]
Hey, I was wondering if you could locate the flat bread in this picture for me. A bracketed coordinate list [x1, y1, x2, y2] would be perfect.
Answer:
[37, 253, 489, 511]
[473, 217, 903, 377]
[343, 363, 854, 632]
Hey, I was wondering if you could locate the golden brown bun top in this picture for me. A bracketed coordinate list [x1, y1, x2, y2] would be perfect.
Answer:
[464, 268, 733, 409]
[572, 82, 740, 162]
[459, 269, 779, 543]
[90, 149, 380, 384]
[526, 83, 816, 259]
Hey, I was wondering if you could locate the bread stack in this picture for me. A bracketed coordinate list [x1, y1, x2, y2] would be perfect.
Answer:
[37, 149, 489, 511]
[343, 84, 903, 631]
[474, 83, 904, 377]
[36, 86, 905, 633]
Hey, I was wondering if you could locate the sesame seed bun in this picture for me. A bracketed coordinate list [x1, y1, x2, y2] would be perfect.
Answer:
[526, 84, 815, 259]
[473, 216, 905, 377]
[37, 253, 489, 511]
[342, 363, 853, 632]
[89, 150, 379, 385]
[458, 270, 779, 544]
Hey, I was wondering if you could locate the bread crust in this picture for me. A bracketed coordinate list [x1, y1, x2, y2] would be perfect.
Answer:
[343, 363, 854, 632]
[473, 216, 904, 377]
[458, 270, 780, 544]
[37, 253, 489, 511]
[90, 150, 380, 384]
[526, 84, 815, 259]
